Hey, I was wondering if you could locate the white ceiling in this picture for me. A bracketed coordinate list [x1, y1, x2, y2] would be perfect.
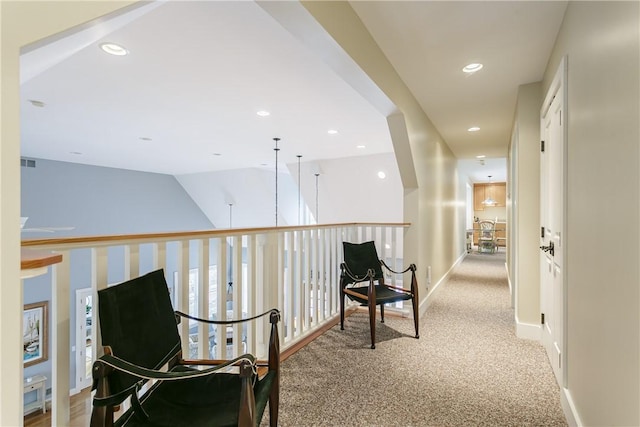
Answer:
[19, 1, 567, 182]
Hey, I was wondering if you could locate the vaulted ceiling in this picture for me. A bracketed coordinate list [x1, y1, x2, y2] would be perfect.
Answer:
[20, 1, 567, 182]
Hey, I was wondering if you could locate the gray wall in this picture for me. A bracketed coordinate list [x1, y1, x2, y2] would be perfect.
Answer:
[21, 159, 212, 236]
[21, 159, 213, 396]
[543, 2, 640, 425]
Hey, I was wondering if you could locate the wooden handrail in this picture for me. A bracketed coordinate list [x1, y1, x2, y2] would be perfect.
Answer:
[21, 248, 63, 270]
[21, 222, 411, 249]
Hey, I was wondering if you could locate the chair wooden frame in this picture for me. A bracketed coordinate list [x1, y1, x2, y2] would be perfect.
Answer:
[90, 269, 280, 427]
[339, 241, 419, 349]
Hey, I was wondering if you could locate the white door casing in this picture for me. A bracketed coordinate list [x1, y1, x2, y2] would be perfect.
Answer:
[540, 56, 567, 386]
[75, 288, 94, 392]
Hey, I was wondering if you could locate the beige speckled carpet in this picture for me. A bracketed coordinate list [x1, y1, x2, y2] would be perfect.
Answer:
[264, 251, 567, 426]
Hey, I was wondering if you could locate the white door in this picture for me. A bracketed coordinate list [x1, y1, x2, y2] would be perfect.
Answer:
[540, 57, 566, 385]
[75, 288, 94, 391]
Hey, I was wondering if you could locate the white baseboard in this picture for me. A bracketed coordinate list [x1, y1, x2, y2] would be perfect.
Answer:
[515, 316, 541, 341]
[561, 387, 583, 427]
[419, 251, 467, 316]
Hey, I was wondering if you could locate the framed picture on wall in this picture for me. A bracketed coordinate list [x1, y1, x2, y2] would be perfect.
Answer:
[23, 301, 48, 367]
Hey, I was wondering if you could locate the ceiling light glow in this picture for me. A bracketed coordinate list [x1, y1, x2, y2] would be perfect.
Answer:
[100, 42, 128, 56]
[256, 110, 270, 117]
[476, 155, 486, 159]
[468, 126, 481, 132]
[357, 145, 366, 149]
[377, 171, 386, 179]
[463, 63, 483, 73]
[327, 129, 338, 135]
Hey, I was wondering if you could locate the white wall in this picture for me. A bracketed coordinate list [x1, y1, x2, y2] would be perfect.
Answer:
[303, 2, 463, 300]
[543, 2, 640, 425]
[510, 82, 542, 332]
[1, 2, 139, 424]
[296, 153, 402, 224]
[176, 167, 300, 228]
[176, 152, 402, 229]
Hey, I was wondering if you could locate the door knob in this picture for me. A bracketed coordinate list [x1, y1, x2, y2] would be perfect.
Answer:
[540, 241, 554, 257]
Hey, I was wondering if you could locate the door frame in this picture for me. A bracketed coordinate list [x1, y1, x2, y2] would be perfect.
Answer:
[539, 55, 568, 388]
[74, 287, 94, 393]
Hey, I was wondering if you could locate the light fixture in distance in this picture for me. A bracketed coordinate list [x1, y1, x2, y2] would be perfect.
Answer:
[476, 155, 486, 159]
[100, 42, 128, 56]
[256, 110, 270, 117]
[327, 129, 338, 135]
[468, 126, 481, 132]
[462, 63, 483, 73]
[377, 171, 386, 179]
[356, 145, 366, 149]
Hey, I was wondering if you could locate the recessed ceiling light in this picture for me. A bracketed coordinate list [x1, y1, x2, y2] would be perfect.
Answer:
[463, 63, 483, 73]
[327, 129, 338, 135]
[28, 99, 45, 107]
[476, 155, 486, 159]
[100, 42, 128, 56]
[356, 145, 366, 149]
[256, 110, 270, 117]
[468, 126, 481, 132]
[377, 171, 386, 179]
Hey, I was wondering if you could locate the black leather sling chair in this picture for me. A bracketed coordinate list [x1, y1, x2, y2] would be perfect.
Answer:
[340, 241, 419, 349]
[90, 269, 280, 427]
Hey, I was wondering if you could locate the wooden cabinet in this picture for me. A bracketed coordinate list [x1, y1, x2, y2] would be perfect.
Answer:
[473, 183, 506, 210]
[24, 375, 47, 415]
[473, 185, 486, 211]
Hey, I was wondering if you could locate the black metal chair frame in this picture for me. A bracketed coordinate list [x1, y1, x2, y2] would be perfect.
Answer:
[339, 241, 419, 349]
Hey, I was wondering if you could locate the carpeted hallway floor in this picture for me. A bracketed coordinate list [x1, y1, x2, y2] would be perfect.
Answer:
[265, 251, 567, 426]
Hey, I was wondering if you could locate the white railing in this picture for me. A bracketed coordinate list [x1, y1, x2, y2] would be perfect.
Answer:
[21, 222, 408, 425]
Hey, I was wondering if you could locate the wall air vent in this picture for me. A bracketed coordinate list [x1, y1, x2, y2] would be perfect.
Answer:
[20, 158, 36, 168]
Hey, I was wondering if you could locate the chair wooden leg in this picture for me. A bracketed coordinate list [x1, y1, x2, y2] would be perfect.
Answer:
[269, 384, 279, 427]
[380, 303, 385, 323]
[412, 296, 420, 339]
[340, 289, 345, 330]
[369, 300, 376, 349]
[238, 362, 256, 427]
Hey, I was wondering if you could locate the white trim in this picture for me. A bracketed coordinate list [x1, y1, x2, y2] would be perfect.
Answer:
[561, 387, 583, 427]
[515, 315, 542, 341]
[419, 251, 467, 315]
[505, 261, 513, 304]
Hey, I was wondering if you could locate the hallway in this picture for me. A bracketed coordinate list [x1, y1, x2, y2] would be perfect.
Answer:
[24, 251, 567, 427]
[269, 251, 567, 426]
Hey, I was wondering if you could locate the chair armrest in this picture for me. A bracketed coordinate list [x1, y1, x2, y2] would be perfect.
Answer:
[380, 283, 413, 294]
[380, 259, 416, 275]
[96, 353, 257, 383]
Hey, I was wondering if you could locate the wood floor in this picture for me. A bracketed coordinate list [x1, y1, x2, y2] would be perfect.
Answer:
[24, 388, 91, 427]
